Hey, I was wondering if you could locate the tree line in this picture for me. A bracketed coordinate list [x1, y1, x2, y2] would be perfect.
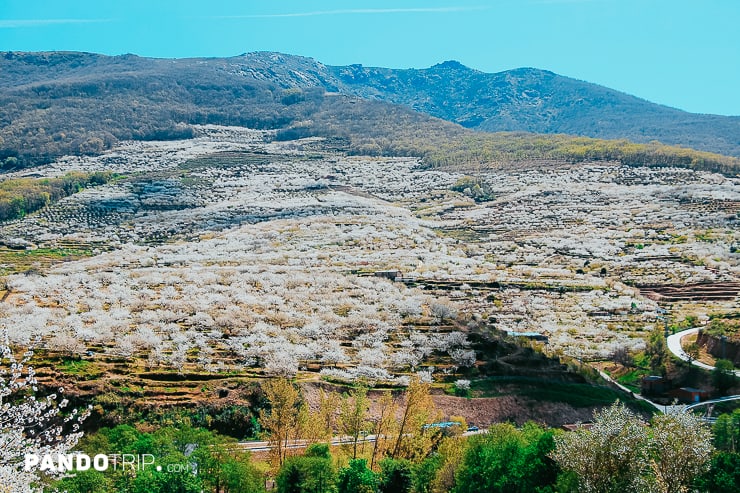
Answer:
[52, 385, 740, 493]
[0, 171, 112, 222]
[299, 102, 740, 176]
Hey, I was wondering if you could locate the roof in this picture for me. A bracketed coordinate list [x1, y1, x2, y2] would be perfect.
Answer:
[423, 421, 462, 429]
[643, 375, 664, 381]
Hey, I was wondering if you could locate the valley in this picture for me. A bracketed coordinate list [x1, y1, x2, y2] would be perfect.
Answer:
[0, 126, 737, 428]
[2, 1, 739, 486]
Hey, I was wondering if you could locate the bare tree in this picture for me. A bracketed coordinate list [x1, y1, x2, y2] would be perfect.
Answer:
[612, 345, 633, 367]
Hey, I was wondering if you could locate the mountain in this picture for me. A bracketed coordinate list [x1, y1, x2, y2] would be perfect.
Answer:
[325, 60, 740, 157]
[0, 51, 739, 172]
[204, 51, 740, 157]
[0, 51, 462, 167]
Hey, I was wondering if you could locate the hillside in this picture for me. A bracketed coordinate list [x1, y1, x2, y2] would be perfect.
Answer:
[2, 50, 738, 493]
[327, 60, 740, 157]
[0, 51, 446, 167]
[1, 51, 739, 175]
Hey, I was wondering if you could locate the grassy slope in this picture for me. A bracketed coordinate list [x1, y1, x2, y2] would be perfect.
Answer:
[297, 96, 740, 175]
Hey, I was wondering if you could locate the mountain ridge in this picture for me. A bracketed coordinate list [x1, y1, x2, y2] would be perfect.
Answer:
[0, 50, 739, 171]
[323, 58, 740, 155]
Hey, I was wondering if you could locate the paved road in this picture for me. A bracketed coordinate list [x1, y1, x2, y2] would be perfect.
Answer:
[239, 429, 486, 452]
[599, 367, 740, 416]
[667, 328, 740, 376]
[238, 332, 736, 452]
[596, 369, 670, 413]
[240, 436, 363, 452]
[685, 394, 740, 412]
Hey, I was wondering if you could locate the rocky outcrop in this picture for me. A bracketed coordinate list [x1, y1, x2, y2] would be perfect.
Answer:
[697, 331, 740, 366]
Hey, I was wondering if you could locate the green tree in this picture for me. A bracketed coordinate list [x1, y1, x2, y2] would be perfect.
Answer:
[129, 451, 202, 493]
[55, 424, 265, 493]
[695, 451, 740, 493]
[714, 409, 740, 452]
[378, 458, 413, 493]
[450, 176, 494, 202]
[102, 424, 141, 452]
[56, 469, 112, 493]
[680, 315, 698, 330]
[428, 436, 465, 493]
[646, 326, 668, 375]
[411, 455, 442, 493]
[338, 459, 378, 493]
[219, 458, 266, 493]
[453, 422, 557, 493]
[713, 359, 737, 396]
[277, 460, 307, 493]
[276, 444, 337, 493]
[2, 156, 17, 169]
[685, 342, 700, 364]
[191, 440, 264, 493]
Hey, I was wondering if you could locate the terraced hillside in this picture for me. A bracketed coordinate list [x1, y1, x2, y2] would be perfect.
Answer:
[0, 126, 737, 425]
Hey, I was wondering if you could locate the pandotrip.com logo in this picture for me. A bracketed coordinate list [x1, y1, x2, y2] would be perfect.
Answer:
[24, 453, 191, 474]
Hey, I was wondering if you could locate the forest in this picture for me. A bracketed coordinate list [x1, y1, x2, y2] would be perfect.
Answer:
[326, 61, 740, 158]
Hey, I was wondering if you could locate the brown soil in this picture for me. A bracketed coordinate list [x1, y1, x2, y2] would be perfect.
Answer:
[697, 331, 740, 366]
[430, 394, 596, 427]
[681, 333, 717, 366]
[299, 381, 596, 429]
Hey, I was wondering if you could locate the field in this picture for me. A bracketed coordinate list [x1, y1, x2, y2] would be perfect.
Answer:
[1, 125, 738, 425]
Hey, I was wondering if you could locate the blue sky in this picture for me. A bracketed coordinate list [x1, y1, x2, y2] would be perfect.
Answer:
[1, 0, 739, 115]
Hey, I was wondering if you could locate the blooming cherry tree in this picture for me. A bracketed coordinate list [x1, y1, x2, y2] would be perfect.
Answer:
[1, 339, 90, 492]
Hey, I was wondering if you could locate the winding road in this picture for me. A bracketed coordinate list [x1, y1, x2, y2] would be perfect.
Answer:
[594, 328, 740, 415]
[667, 328, 740, 377]
[685, 395, 740, 412]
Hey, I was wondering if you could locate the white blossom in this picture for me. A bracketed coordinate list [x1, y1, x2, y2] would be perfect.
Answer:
[0, 339, 90, 491]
